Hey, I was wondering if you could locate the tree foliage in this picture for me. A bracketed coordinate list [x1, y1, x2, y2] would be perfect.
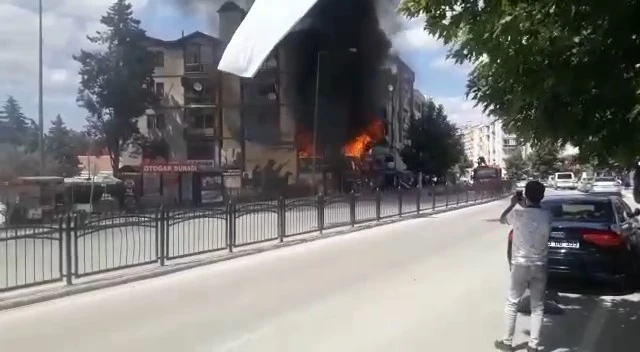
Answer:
[527, 142, 561, 176]
[504, 149, 529, 179]
[46, 115, 81, 177]
[401, 99, 466, 178]
[456, 153, 474, 175]
[0, 144, 58, 182]
[399, 0, 640, 165]
[0, 96, 36, 149]
[73, 0, 157, 176]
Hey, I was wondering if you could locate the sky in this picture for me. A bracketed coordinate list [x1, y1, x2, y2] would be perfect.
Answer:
[0, 0, 488, 131]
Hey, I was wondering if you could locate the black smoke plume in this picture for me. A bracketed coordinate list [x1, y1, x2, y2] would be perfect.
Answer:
[283, 0, 392, 157]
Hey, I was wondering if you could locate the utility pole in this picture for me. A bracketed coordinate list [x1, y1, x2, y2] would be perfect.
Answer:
[38, 0, 45, 174]
[311, 48, 357, 193]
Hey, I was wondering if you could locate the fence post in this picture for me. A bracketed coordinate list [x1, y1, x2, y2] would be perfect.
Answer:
[456, 184, 460, 205]
[65, 215, 73, 286]
[445, 185, 450, 208]
[375, 188, 381, 221]
[317, 193, 325, 234]
[416, 186, 421, 214]
[466, 186, 470, 203]
[431, 185, 437, 211]
[58, 217, 64, 282]
[398, 187, 403, 216]
[158, 208, 166, 266]
[226, 201, 235, 252]
[278, 196, 286, 242]
[349, 191, 356, 227]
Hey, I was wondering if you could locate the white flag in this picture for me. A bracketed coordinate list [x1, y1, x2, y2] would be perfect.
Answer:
[217, 0, 320, 78]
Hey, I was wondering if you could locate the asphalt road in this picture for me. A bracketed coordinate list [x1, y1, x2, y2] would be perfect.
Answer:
[1, 189, 639, 351]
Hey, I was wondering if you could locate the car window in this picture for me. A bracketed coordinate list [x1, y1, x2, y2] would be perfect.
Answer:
[556, 173, 573, 180]
[612, 200, 629, 223]
[542, 199, 615, 223]
[595, 177, 615, 182]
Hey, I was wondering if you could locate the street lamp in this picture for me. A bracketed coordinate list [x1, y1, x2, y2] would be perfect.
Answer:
[311, 47, 358, 193]
[38, 0, 44, 173]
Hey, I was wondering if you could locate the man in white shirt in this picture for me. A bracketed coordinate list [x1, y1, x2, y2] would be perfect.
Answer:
[495, 181, 552, 352]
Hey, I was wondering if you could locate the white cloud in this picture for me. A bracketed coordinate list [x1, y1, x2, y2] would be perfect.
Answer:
[429, 95, 489, 125]
[0, 0, 149, 126]
[429, 55, 472, 74]
[391, 16, 442, 53]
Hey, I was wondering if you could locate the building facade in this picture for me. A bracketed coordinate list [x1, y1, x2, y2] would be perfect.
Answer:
[125, 2, 299, 205]
[460, 120, 529, 173]
[383, 55, 414, 151]
[412, 89, 427, 119]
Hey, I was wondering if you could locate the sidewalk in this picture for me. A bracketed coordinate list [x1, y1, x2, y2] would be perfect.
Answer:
[0, 193, 507, 311]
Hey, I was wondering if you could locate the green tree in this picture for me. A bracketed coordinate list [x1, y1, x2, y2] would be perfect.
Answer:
[0, 96, 32, 146]
[399, 0, 640, 165]
[0, 144, 58, 182]
[456, 153, 474, 176]
[46, 115, 81, 177]
[504, 149, 529, 179]
[73, 0, 157, 176]
[527, 142, 561, 176]
[401, 99, 465, 178]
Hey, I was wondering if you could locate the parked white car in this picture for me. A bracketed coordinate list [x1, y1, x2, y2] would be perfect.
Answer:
[554, 172, 577, 190]
[589, 176, 622, 194]
[515, 179, 528, 190]
[577, 176, 593, 192]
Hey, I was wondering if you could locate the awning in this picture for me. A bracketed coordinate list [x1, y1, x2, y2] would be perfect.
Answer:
[217, 0, 320, 78]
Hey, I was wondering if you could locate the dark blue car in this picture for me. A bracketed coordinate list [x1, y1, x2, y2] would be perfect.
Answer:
[507, 194, 640, 295]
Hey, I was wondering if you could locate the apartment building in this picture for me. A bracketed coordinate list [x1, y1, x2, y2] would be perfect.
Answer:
[460, 120, 529, 172]
[412, 89, 427, 119]
[123, 1, 297, 205]
[383, 54, 414, 150]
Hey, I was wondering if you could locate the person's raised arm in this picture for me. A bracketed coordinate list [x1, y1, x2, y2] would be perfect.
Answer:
[500, 194, 520, 224]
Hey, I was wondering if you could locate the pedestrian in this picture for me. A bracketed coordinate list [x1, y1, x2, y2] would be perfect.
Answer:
[495, 180, 552, 352]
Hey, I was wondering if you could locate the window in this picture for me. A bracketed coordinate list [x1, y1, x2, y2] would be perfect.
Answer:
[155, 82, 164, 96]
[187, 141, 215, 160]
[155, 114, 165, 129]
[146, 114, 165, 130]
[243, 80, 278, 105]
[542, 200, 615, 223]
[243, 105, 279, 142]
[556, 173, 574, 180]
[188, 110, 215, 129]
[152, 51, 164, 67]
[185, 44, 201, 64]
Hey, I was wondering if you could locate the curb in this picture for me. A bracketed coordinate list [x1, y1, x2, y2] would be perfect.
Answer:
[0, 194, 508, 311]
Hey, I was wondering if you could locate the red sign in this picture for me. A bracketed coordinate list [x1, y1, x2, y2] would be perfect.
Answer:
[143, 164, 198, 173]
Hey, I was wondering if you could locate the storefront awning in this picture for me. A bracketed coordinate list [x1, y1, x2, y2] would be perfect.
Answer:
[217, 0, 320, 78]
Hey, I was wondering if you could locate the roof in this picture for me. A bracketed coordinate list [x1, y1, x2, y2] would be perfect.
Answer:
[542, 194, 616, 202]
[144, 31, 221, 47]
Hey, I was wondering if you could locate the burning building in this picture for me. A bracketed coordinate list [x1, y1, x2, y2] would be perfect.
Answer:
[129, 0, 415, 204]
[228, 0, 410, 190]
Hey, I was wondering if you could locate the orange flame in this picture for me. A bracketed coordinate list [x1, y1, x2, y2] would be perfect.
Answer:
[342, 118, 385, 157]
[297, 127, 314, 158]
[296, 118, 385, 159]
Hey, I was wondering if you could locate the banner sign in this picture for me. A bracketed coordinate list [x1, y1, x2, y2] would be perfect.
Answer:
[143, 164, 198, 173]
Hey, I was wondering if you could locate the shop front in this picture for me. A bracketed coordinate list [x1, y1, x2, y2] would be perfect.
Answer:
[141, 161, 225, 206]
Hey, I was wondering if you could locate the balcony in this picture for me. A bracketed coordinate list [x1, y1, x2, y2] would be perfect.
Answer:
[184, 63, 216, 75]
[184, 127, 217, 140]
[182, 77, 218, 106]
[183, 107, 219, 140]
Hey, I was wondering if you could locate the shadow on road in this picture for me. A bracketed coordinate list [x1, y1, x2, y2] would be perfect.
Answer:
[525, 294, 640, 351]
